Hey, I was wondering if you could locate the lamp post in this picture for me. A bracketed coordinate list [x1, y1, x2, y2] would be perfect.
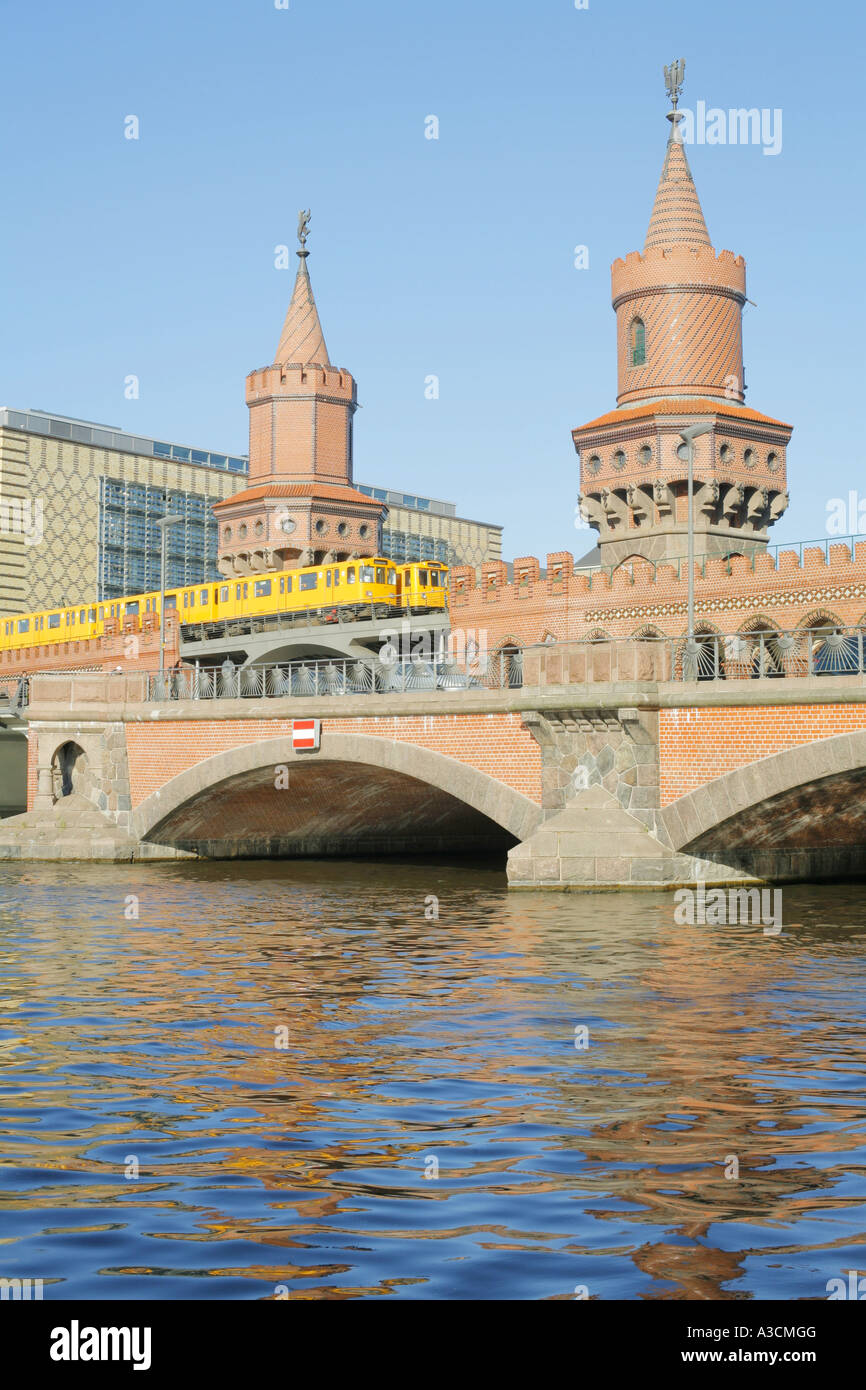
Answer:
[156, 514, 184, 686]
[677, 423, 714, 644]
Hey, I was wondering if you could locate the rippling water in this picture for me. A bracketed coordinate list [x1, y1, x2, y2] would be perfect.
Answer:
[0, 860, 865, 1300]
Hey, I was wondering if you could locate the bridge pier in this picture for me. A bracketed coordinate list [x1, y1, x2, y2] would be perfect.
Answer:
[507, 707, 752, 888]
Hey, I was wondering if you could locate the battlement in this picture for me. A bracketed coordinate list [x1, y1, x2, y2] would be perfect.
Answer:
[246, 362, 357, 403]
[611, 243, 746, 305]
[450, 536, 866, 614]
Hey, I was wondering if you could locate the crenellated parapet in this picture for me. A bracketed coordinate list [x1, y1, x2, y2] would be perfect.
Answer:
[447, 541, 866, 650]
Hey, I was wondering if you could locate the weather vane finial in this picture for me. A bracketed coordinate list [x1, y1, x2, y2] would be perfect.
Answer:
[297, 209, 311, 258]
[664, 58, 686, 111]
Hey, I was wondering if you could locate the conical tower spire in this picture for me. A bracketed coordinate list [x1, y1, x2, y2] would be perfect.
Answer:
[275, 211, 330, 366]
[573, 60, 792, 570]
[644, 62, 711, 252]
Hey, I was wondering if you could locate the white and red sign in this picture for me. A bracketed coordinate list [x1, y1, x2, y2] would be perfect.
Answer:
[292, 718, 321, 751]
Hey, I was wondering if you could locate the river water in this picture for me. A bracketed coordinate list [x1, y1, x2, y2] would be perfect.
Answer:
[0, 860, 864, 1300]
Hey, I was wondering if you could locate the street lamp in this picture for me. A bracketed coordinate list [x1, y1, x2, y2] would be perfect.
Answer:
[677, 423, 713, 644]
[156, 514, 184, 683]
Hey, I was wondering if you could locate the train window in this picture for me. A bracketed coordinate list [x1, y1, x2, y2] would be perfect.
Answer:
[219, 587, 229, 602]
[65, 612, 71, 625]
[387, 569, 396, 586]
[89, 609, 96, 621]
[285, 575, 292, 593]
[200, 589, 208, 605]
[183, 592, 189, 607]
[79, 609, 85, 622]
[279, 577, 284, 594]
[243, 584, 248, 598]
[111, 605, 116, 617]
[254, 579, 271, 597]
[236, 585, 241, 599]
[165, 595, 177, 610]
[418, 570, 428, 586]
[98, 607, 104, 619]
[326, 571, 332, 587]
[360, 566, 374, 583]
[429, 571, 440, 587]
[375, 567, 385, 583]
[126, 601, 139, 615]
[299, 573, 317, 591]
[347, 567, 355, 583]
[17, 619, 30, 633]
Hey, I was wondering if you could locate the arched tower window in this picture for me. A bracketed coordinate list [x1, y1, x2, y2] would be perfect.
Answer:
[630, 317, 646, 367]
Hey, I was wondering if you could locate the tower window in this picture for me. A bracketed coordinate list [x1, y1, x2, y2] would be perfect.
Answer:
[630, 318, 646, 367]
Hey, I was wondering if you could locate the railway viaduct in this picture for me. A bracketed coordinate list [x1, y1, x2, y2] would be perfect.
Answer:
[2, 639, 866, 889]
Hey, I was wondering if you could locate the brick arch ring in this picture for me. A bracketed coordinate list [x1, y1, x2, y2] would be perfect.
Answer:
[131, 733, 544, 844]
[657, 730, 866, 851]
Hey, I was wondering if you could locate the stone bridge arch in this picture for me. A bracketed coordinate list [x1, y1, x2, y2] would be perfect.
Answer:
[132, 732, 543, 858]
[658, 731, 866, 879]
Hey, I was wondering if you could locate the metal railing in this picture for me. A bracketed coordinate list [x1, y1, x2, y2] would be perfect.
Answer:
[0, 675, 30, 710]
[550, 533, 866, 587]
[670, 627, 866, 681]
[180, 602, 447, 644]
[145, 650, 524, 701]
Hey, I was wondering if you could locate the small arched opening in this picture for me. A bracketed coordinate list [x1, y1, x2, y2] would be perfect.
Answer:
[51, 741, 88, 800]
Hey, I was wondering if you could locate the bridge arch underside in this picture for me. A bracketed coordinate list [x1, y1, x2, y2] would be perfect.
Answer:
[136, 737, 538, 860]
[664, 735, 866, 883]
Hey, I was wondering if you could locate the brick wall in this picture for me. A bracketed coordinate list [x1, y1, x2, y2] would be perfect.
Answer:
[659, 703, 866, 804]
[124, 711, 543, 808]
[452, 542, 866, 652]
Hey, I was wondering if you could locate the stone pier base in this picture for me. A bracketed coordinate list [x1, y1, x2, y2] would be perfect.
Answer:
[0, 796, 188, 862]
[506, 786, 755, 889]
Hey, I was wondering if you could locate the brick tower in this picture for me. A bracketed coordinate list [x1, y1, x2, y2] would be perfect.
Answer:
[214, 214, 385, 574]
[573, 66, 791, 567]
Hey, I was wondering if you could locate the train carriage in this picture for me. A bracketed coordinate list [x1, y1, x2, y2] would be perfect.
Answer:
[0, 556, 449, 656]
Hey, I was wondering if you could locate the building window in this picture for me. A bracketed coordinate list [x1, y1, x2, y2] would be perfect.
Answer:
[630, 318, 646, 367]
[612, 450, 627, 471]
[315, 519, 327, 535]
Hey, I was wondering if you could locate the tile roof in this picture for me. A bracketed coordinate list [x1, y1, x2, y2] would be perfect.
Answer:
[573, 398, 792, 435]
[212, 482, 381, 510]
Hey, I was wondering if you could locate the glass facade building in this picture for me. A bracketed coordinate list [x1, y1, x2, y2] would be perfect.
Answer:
[98, 478, 222, 599]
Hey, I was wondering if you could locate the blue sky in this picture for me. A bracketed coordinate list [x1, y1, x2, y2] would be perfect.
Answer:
[1, 0, 862, 560]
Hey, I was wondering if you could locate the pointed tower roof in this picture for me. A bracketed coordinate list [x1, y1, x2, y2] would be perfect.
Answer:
[275, 251, 330, 366]
[644, 113, 712, 253]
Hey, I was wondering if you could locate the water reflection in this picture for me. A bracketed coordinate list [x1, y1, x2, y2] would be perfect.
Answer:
[0, 861, 864, 1300]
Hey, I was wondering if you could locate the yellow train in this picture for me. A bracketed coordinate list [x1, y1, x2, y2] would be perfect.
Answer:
[0, 558, 449, 654]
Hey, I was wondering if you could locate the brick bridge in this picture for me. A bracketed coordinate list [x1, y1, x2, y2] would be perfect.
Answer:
[2, 636, 865, 888]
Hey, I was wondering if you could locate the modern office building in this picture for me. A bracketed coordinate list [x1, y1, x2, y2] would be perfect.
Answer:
[0, 407, 502, 614]
[358, 484, 502, 567]
[0, 408, 246, 612]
